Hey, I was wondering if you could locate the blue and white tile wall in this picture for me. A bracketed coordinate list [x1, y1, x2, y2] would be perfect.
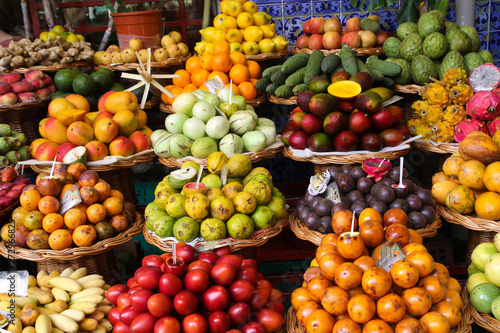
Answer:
[241, 0, 499, 64]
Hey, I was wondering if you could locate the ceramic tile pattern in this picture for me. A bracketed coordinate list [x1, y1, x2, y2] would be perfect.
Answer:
[247, 0, 499, 64]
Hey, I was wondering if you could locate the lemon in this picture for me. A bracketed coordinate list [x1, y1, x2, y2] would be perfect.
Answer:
[200, 27, 217, 42]
[212, 30, 227, 42]
[237, 12, 254, 29]
[203, 42, 214, 54]
[66, 34, 79, 42]
[214, 14, 227, 30]
[52, 25, 65, 35]
[243, 1, 258, 15]
[227, 1, 243, 18]
[243, 26, 264, 43]
[39, 31, 48, 42]
[252, 11, 272, 26]
[222, 16, 238, 32]
[242, 41, 259, 55]
[47, 31, 58, 41]
[194, 41, 206, 55]
[220, 0, 230, 15]
[260, 23, 276, 38]
[77, 34, 85, 41]
[230, 42, 242, 53]
[258, 38, 276, 53]
[272, 35, 289, 51]
[226, 29, 243, 44]
[60, 32, 69, 41]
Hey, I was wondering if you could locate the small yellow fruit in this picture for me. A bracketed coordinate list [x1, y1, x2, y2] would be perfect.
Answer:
[243, 1, 258, 15]
[243, 26, 264, 43]
[227, 1, 244, 17]
[237, 12, 254, 29]
[214, 14, 227, 30]
[226, 29, 244, 44]
[222, 16, 238, 32]
[129, 37, 143, 51]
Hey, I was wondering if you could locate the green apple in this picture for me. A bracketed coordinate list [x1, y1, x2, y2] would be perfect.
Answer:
[470, 283, 500, 314]
[472, 243, 499, 271]
[468, 262, 481, 276]
[467, 272, 491, 293]
[232, 95, 247, 110]
[220, 103, 239, 117]
[203, 93, 221, 109]
[494, 232, 500, 252]
[245, 104, 255, 112]
[492, 295, 500, 320]
[485, 253, 500, 287]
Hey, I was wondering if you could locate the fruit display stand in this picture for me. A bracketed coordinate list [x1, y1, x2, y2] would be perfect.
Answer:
[0, 199, 19, 224]
[159, 93, 268, 113]
[437, 204, 500, 233]
[288, 211, 442, 247]
[8, 62, 91, 74]
[291, 46, 383, 57]
[245, 49, 291, 61]
[0, 212, 143, 282]
[93, 54, 192, 72]
[142, 215, 289, 253]
[463, 288, 499, 332]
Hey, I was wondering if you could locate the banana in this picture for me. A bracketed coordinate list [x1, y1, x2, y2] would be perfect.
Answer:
[12, 297, 38, 308]
[39, 275, 54, 288]
[49, 271, 61, 277]
[68, 295, 103, 305]
[69, 267, 88, 280]
[60, 267, 75, 277]
[48, 277, 82, 293]
[49, 313, 79, 333]
[80, 318, 99, 331]
[51, 288, 70, 302]
[28, 275, 37, 287]
[68, 301, 97, 314]
[51, 328, 64, 333]
[28, 286, 53, 304]
[95, 304, 112, 315]
[60, 309, 85, 322]
[70, 287, 105, 301]
[88, 310, 104, 322]
[76, 275, 103, 285]
[89, 324, 107, 333]
[99, 318, 113, 332]
[35, 314, 53, 333]
[21, 326, 35, 333]
[81, 279, 106, 289]
[36, 306, 56, 315]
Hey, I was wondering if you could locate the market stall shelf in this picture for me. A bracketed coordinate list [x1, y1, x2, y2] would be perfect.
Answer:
[8, 62, 91, 74]
[93, 54, 191, 71]
[142, 215, 288, 253]
[463, 288, 499, 332]
[437, 204, 500, 233]
[245, 50, 290, 61]
[291, 46, 383, 57]
[412, 141, 460, 154]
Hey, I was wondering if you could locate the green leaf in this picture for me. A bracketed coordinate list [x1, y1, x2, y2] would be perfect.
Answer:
[427, 0, 436, 9]
[432, 0, 450, 16]
[367, 0, 378, 12]
[396, 0, 420, 23]
[350, 0, 359, 8]
[104, 0, 116, 13]
[117, 0, 129, 13]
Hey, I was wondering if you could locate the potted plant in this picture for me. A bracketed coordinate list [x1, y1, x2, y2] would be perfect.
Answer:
[105, 0, 163, 50]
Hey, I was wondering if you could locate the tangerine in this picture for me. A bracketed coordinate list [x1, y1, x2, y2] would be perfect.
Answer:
[183, 84, 198, 93]
[191, 68, 211, 88]
[42, 213, 64, 233]
[306, 275, 333, 303]
[20, 190, 42, 211]
[405, 251, 435, 278]
[376, 293, 406, 323]
[419, 311, 450, 333]
[161, 86, 183, 105]
[321, 286, 349, 316]
[172, 69, 191, 88]
[103, 197, 124, 217]
[86, 204, 107, 223]
[185, 56, 202, 74]
[358, 208, 382, 224]
[246, 60, 261, 79]
[48, 229, 73, 250]
[390, 259, 419, 289]
[212, 53, 233, 72]
[38, 196, 60, 215]
[347, 294, 376, 324]
[402, 287, 432, 316]
[72, 224, 97, 247]
[238, 81, 257, 100]
[229, 51, 247, 65]
[291, 287, 312, 310]
[334, 262, 363, 290]
[318, 252, 345, 281]
[417, 275, 447, 304]
[213, 40, 231, 54]
[64, 208, 87, 229]
[200, 52, 214, 71]
[225, 83, 240, 94]
[361, 267, 392, 298]
[207, 71, 230, 84]
[362, 319, 394, 333]
[332, 318, 362, 333]
[402, 242, 427, 255]
[306, 309, 335, 333]
[432, 301, 461, 328]
[229, 63, 250, 85]
[110, 190, 124, 202]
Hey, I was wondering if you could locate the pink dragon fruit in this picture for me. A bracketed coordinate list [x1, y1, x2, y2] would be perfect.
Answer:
[466, 91, 500, 121]
[454, 118, 488, 142]
[487, 116, 500, 136]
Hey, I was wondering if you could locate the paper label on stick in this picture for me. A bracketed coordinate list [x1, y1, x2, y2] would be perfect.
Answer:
[195, 239, 235, 252]
[205, 79, 225, 94]
[377, 241, 406, 272]
[59, 189, 82, 215]
[221, 165, 228, 186]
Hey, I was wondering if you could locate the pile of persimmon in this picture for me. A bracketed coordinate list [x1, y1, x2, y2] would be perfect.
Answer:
[161, 40, 262, 104]
[291, 207, 464, 333]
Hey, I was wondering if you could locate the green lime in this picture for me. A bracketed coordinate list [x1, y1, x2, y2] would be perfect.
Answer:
[51, 91, 71, 100]
[91, 71, 113, 94]
[72, 74, 96, 96]
[96, 67, 115, 82]
[110, 82, 125, 91]
[68, 67, 83, 76]
[54, 69, 77, 92]
[60, 32, 69, 41]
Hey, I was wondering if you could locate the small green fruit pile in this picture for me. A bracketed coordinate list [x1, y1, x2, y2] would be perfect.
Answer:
[0, 124, 30, 165]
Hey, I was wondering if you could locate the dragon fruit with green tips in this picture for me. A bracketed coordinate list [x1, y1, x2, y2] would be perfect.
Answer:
[487, 116, 500, 136]
[454, 118, 488, 142]
[466, 91, 500, 121]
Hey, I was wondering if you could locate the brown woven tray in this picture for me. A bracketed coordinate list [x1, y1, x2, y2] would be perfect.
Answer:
[437, 204, 500, 233]
[0, 97, 50, 143]
[0, 212, 143, 260]
[10, 62, 91, 73]
[29, 151, 156, 172]
[463, 288, 497, 332]
[93, 54, 191, 71]
[245, 50, 290, 61]
[282, 146, 410, 164]
[393, 84, 422, 94]
[412, 141, 459, 154]
[142, 97, 159, 110]
[158, 145, 282, 168]
[268, 94, 297, 105]
[291, 46, 383, 57]
[0, 95, 52, 112]
[0, 199, 20, 224]
[143, 215, 288, 253]
[288, 210, 441, 247]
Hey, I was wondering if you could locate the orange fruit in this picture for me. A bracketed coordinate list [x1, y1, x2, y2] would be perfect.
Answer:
[161, 86, 183, 105]
[213, 40, 231, 54]
[73, 225, 97, 247]
[111, 190, 124, 202]
[86, 204, 107, 224]
[358, 208, 383, 224]
[42, 213, 64, 233]
[229, 64, 250, 85]
[64, 208, 87, 229]
[199, 83, 209, 91]
[207, 71, 230, 84]
[183, 84, 198, 93]
[20, 190, 42, 211]
[38, 196, 60, 215]
[48, 229, 73, 250]
[212, 53, 233, 72]
[229, 51, 247, 65]
[172, 69, 191, 88]
[103, 197, 124, 217]
[306, 309, 335, 333]
[191, 68, 211, 88]
[185, 56, 202, 74]
[200, 52, 214, 71]
[225, 83, 240, 95]
[249, 78, 259, 85]
[238, 81, 257, 100]
[246, 60, 261, 79]
[420, 311, 450, 333]
[291, 287, 312, 310]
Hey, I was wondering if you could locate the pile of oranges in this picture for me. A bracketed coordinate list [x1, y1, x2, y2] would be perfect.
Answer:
[291, 207, 464, 333]
[161, 40, 261, 104]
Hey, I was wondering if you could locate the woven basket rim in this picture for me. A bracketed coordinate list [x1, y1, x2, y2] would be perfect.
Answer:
[143, 215, 288, 252]
[0, 199, 20, 216]
[282, 146, 410, 164]
[0, 212, 143, 261]
[290, 46, 383, 56]
[9, 61, 90, 73]
[93, 54, 191, 71]
[267, 94, 297, 105]
[412, 141, 459, 154]
[0, 95, 52, 112]
[437, 204, 500, 232]
[245, 49, 290, 61]
[393, 84, 422, 94]
[462, 288, 494, 332]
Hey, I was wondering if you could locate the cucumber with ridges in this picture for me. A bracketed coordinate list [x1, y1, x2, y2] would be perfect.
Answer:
[274, 84, 294, 98]
[270, 70, 286, 84]
[262, 65, 282, 78]
[321, 53, 341, 73]
[255, 78, 270, 92]
[266, 82, 280, 94]
[292, 83, 308, 95]
[304, 50, 324, 84]
[366, 56, 402, 76]
[339, 45, 358, 76]
[281, 52, 309, 74]
[285, 67, 307, 86]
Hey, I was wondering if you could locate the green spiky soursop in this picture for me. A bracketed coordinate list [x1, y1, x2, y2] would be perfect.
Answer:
[383, 37, 401, 58]
[386, 58, 412, 85]
[478, 50, 495, 64]
[446, 29, 472, 54]
[461, 26, 481, 52]
[397, 22, 418, 41]
[445, 21, 460, 34]
[399, 33, 423, 62]
[411, 55, 438, 85]
[418, 12, 445, 38]
[439, 51, 467, 79]
[464, 52, 485, 74]
[423, 32, 448, 59]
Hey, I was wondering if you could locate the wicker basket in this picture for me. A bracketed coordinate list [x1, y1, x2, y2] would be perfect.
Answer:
[11, 62, 90, 73]
[437, 204, 500, 233]
[245, 50, 290, 61]
[0, 212, 143, 260]
[290, 46, 383, 57]
[158, 144, 282, 168]
[141, 97, 159, 110]
[37, 248, 120, 284]
[0, 97, 51, 142]
[288, 211, 442, 247]
[93, 55, 191, 71]
[393, 84, 422, 94]
[142, 215, 288, 253]
[465, 230, 496, 265]
[0, 199, 19, 224]
[412, 141, 459, 154]
[463, 288, 499, 332]
[268, 94, 297, 105]
[282, 146, 410, 165]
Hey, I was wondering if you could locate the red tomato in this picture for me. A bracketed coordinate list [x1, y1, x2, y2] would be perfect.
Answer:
[228, 302, 251, 327]
[241, 321, 265, 333]
[208, 311, 231, 333]
[173, 290, 199, 316]
[241, 259, 258, 269]
[117, 293, 131, 311]
[265, 301, 285, 315]
[214, 246, 231, 257]
[237, 268, 259, 286]
[216, 255, 242, 270]
[120, 305, 141, 326]
[106, 284, 129, 306]
[254, 308, 283, 333]
[182, 313, 208, 333]
[159, 273, 183, 298]
[129, 289, 154, 313]
[114, 321, 131, 333]
[229, 279, 255, 303]
[142, 255, 165, 269]
[187, 260, 214, 275]
[202, 285, 230, 312]
[198, 251, 219, 265]
[147, 293, 173, 318]
[130, 312, 156, 333]
[154, 316, 181, 333]
[128, 286, 142, 295]
[184, 269, 210, 293]
[211, 262, 236, 286]
[250, 288, 270, 311]
[127, 277, 135, 288]
[108, 306, 121, 326]
[136, 266, 163, 290]
[256, 280, 272, 293]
